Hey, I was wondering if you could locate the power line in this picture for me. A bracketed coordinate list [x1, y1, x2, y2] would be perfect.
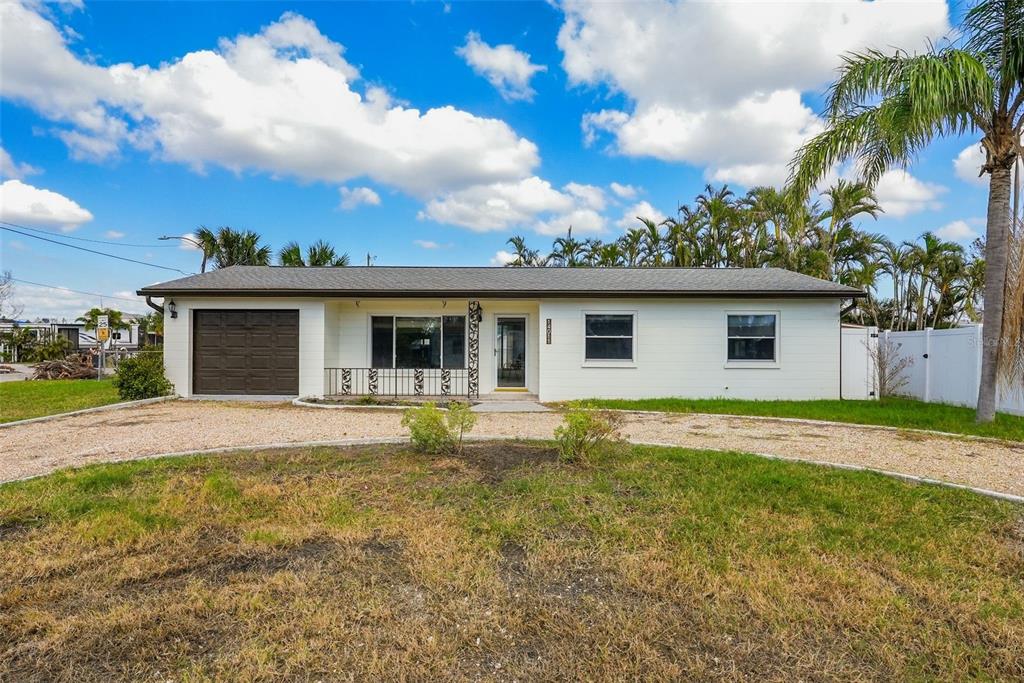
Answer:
[7, 277, 145, 305]
[1, 225, 193, 274]
[0, 221, 179, 248]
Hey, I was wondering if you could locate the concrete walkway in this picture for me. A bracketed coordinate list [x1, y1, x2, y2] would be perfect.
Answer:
[1, 401, 1022, 497]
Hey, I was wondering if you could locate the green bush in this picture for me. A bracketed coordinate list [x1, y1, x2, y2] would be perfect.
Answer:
[114, 349, 173, 400]
[554, 403, 623, 464]
[401, 401, 477, 454]
[26, 336, 70, 362]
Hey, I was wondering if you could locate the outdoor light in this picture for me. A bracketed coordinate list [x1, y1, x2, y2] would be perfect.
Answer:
[168, 300, 178, 319]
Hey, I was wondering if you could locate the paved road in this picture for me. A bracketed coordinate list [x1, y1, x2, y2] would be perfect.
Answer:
[1, 401, 1021, 497]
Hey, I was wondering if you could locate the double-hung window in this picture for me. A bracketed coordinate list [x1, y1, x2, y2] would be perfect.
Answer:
[371, 315, 466, 368]
[584, 313, 634, 361]
[727, 313, 777, 362]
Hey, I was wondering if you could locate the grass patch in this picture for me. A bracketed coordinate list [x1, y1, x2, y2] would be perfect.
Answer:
[0, 378, 120, 423]
[578, 396, 1024, 441]
[0, 442, 1021, 680]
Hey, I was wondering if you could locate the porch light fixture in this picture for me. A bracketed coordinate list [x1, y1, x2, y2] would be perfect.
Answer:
[168, 300, 178, 319]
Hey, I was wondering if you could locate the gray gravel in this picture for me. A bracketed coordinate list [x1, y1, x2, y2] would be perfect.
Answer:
[1, 401, 1022, 496]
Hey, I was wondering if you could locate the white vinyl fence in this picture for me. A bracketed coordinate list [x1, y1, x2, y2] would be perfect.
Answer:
[841, 324, 1024, 415]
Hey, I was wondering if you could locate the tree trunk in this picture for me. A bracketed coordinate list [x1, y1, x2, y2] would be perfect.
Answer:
[977, 164, 1012, 423]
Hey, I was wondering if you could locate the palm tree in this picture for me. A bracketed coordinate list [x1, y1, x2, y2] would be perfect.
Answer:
[820, 181, 882, 278]
[278, 240, 349, 267]
[637, 218, 667, 266]
[192, 226, 220, 273]
[549, 227, 584, 267]
[618, 228, 645, 267]
[505, 236, 540, 267]
[77, 307, 125, 331]
[788, 0, 1023, 421]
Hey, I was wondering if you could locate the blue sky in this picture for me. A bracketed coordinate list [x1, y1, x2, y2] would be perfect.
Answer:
[0, 0, 990, 320]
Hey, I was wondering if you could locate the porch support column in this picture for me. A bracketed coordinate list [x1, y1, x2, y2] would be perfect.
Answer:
[468, 300, 481, 398]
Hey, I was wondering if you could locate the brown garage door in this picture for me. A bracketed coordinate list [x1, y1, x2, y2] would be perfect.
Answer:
[193, 310, 299, 395]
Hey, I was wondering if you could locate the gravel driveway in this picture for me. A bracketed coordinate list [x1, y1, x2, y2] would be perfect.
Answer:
[2, 401, 1022, 496]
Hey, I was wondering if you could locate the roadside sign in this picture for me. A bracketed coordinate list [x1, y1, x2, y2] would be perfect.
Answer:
[97, 315, 110, 343]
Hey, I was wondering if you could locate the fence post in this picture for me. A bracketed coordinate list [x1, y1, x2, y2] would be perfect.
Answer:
[974, 324, 984, 407]
[923, 327, 933, 404]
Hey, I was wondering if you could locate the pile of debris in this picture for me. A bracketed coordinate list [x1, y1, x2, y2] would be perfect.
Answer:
[31, 354, 98, 380]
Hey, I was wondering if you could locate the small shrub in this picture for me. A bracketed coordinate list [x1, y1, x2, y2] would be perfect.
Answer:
[26, 336, 69, 362]
[446, 401, 477, 455]
[554, 403, 623, 464]
[114, 349, 172, 400]
[401, 401, 477, 454]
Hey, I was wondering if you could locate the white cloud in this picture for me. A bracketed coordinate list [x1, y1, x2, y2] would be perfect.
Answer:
[953, 144, 987, 186]
[874, 170, 946, 218]
[616, 201, 667, 230]
[559, 0, 950, 186]
[10, 282, 149, 321]
[489, 250, 515, 266]
[0, 3, 539, 197]
[456, 31, 546, 102]
[414, 239, 441, 249]
[609, 182, 638, 199]
[935, 219, 980, 243]
[0, 147, 40, 179]
[0, 179, 93, 231]
[338, 186, 381, 210]
[104, 230, 125, 239]
[563, 182, 605, 210]
[419, 176, 607, 235]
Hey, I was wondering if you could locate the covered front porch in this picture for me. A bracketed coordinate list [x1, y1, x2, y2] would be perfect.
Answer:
[322, 298, 539, 400]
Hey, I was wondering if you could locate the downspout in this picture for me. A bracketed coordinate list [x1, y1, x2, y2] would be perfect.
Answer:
[145, 296, 164, 314]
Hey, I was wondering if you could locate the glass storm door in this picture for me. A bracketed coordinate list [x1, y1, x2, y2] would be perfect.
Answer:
[496, 317, 526, 388]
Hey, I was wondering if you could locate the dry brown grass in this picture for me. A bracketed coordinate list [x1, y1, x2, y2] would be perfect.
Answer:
[1, 442, 1022, 681]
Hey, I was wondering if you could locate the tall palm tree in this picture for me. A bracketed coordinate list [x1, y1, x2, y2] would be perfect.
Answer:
[788, 0, 1023, 421]
[505, 236, 540, 267]
[278, 239, 349, 267]
[820, 180, 882, 278]
[618, 228, 645, 267]
[549, 227, 584, 267]
[637, 218, 666, 266]
[193, 226, 220, 273]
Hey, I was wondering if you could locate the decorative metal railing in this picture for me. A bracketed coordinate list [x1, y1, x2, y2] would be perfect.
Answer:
[325, 368, 471, 398]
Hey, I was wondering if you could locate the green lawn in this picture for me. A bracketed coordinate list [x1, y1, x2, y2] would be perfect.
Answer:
[0, 442, 1020, 680]
[0, 379, 120, 423]
[577, 396, 1024, 441]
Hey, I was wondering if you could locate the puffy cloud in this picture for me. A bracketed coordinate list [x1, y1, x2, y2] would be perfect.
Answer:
[456, 31, 546, 102]
[563, 182, 606, 210]
[534, 207, 606, 237]
[418, 176, 607, 235]
[953, 144, 987, 186]
[0, 3, 539, 197]
[609, 182, 638, 199]
[338, 186, 381, 210]
[616, 201, 667, 230]
[935, 219, 980, 243]
[9, 282, 148, 321]
[178, 232, 201, 251]
[0, 147, 40, 179]
[874, 170, 946, 217]
[489, 250, 516, 266]
[0, 179, 93, 231]
[560, 0, 950, 186]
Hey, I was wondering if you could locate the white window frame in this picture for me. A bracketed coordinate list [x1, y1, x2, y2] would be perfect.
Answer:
[581, 310, 637, 367]
[724, 310, 780, 368]
[367, 314, 468, 369]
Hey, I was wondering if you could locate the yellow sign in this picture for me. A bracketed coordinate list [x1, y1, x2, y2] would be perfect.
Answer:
[97, 327, 110, 343]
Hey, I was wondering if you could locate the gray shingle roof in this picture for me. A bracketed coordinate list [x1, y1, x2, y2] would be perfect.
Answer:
[138, 266, 862, 298]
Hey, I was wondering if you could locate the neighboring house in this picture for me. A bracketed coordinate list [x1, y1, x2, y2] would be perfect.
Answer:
[0, 319, 142, 357]
[138, 266, 863, 401]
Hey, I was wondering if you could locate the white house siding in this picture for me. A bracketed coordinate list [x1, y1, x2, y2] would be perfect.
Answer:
[536, 298, 841, 402]
[163, 298, 325, 398]
[326, 299, 540, 396]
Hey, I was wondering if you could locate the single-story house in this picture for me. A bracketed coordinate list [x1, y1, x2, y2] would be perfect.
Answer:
[138, 266, 863, 402]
